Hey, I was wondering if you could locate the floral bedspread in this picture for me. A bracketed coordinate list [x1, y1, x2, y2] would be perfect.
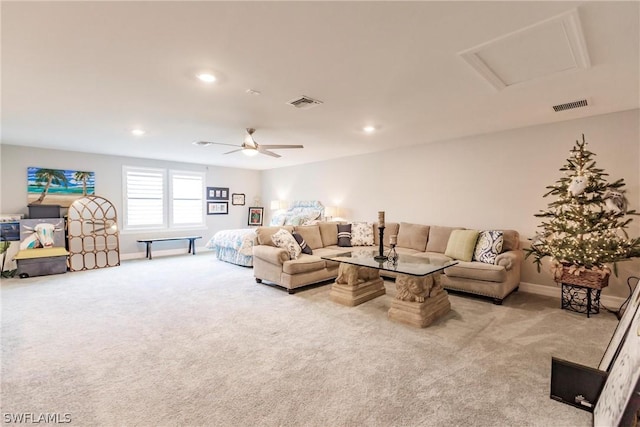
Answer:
[206, 228, 257, 256]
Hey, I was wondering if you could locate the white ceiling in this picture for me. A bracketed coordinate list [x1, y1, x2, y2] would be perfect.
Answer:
[2, 1, 639, 170]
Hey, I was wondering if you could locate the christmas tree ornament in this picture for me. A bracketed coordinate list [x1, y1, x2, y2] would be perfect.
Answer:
[603, 190, 628, 214]
[568, 175, 588, 196]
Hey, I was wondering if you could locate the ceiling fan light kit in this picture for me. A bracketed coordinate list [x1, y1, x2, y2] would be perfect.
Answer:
[196, 128, 303, 158]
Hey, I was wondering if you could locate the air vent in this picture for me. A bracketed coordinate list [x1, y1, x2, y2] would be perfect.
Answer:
[193, 141, 214, 147]
[553, 99, 588, 112]
[286, 95, 323, 109]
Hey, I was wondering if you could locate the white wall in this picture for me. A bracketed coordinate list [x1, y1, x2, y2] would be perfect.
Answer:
[261, 109, 640, 298]
[0, 145, 262, 256]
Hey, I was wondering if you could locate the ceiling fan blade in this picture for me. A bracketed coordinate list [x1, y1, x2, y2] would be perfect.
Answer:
[196, 141, 241, 148]
[223, 148, 245, 155]
[259, 144, 304, 149]
[258, 148, 281, 158]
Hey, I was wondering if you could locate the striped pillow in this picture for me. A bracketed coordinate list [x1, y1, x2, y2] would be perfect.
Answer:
[337, 224, 352, 247]
[292, 231, 313, 255]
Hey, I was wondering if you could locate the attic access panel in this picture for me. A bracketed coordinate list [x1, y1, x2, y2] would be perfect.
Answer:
[459, 9, 591, 90]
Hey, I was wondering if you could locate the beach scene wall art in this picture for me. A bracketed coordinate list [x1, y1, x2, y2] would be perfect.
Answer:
[27, 167, 95, 207]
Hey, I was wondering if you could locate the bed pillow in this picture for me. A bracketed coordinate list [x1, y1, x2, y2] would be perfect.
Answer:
[292, 231, 313, 255]
[444, 230, 479, 262]
[473, 230, 504, 264]
[271, 229, 302, 259]
[337, 224, 352, 247]
[350, 222, 374, 246]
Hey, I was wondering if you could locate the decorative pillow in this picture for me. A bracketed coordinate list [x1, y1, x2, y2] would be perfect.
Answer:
[444, 230, 480, 262]
[337, 224, 352, 247]
[271, 229, 302, 259]
[473, 230, 504, 264]
[350, 222, 374, 246]
[292, 231, 313, 255]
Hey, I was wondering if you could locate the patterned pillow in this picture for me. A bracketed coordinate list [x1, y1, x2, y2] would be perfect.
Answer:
[292, 231, 313, 255]
[473, 230, 504, 264]
[337, 224, 352, 247]
[350, 222, 374, 246]
[271, 229, 302, 259]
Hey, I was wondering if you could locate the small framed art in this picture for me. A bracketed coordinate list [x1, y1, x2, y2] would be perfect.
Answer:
[207, 201, 228, 215]
[207, 187, 229, 201]
[232, 193, 246, 206]
[248, 207, 264, 226]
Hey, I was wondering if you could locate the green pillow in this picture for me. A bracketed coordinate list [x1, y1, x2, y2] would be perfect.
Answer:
[444, 230, 480, 262]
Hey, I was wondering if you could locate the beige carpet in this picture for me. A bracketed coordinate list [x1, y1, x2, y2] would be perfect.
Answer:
[1, 254, 617, 426]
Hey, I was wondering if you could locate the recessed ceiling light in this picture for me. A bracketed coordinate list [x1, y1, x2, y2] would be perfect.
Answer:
[131, 129, 145, 136]
[197, 73, 216, 83]
[363, 126, 376, 133]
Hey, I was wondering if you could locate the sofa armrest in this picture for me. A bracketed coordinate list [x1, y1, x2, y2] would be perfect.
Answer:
[495, 250, 523, 270]
[253, 245, 290, 266]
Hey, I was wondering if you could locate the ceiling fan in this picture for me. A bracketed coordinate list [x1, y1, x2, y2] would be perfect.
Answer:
[195, 128, 303, 158]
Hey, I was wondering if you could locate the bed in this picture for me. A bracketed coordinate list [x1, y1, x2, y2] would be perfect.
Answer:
[206, 201, 324, 267]
[206, 228, 257, 267]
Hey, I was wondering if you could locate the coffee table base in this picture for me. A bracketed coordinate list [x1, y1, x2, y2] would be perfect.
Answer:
[388, 287, 451, 328]
[330, 278, 386, 306]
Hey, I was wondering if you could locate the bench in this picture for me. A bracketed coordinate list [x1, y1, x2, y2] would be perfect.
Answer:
[137, 236, 202, 260]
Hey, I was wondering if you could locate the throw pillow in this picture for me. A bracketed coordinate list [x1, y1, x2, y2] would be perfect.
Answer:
[271, 229, 302, 259]
[444, 230, 480, 262]
[473, 230, 504, 264]
[350, 222, 374, 246]
[337, 224, 352, 247]
[292, 231, 313, 255]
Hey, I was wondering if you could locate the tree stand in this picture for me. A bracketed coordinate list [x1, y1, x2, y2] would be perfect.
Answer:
[561, 283, 601, 318]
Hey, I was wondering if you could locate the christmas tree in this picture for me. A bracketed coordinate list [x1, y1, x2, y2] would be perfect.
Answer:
[526, 134, 640, 276]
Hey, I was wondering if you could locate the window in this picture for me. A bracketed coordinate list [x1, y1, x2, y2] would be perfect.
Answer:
[169, 170, 204, 227]
[123, 166, 204, 230]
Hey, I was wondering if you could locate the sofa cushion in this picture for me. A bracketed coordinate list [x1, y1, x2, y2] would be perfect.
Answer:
[271, 229, 302, 259]
[374, 222, 400, 247]
[473, 230, 503, 264]
[397, 222, 430, 252]
[256, 226, 295, 246]
[351, 222, 374, 246]
[292, 231, 313, 255]
[318, 222, 340, 247]
[337, 224, 352, 247]
[501, 230, 520, 251]
[426, 225, 464, 253]
[444, 230, 480, 262]
[282, 256, 326, 275]
[294, 225, 323, 250]
[444, 261, 506, 283]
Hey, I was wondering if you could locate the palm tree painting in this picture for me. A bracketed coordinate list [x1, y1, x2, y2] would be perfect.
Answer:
[27, 167, 95, 207]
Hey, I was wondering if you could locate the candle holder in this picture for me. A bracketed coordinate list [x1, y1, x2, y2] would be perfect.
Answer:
[373, 226, 387, 261]
[387, 243, 398, 263]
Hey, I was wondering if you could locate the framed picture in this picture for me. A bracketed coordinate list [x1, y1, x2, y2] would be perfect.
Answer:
[27, 167, 95, 207]
[598, 276, 640, 371]
[232, 193, 245, 206]
[207, 201, 228, 215]
[207, 187, 229, 201]
[248, 207, 264, 226]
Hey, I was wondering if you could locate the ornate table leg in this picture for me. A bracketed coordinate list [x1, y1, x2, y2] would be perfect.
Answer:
[388, 272, 451, 328]
[329, 263, 386, 306]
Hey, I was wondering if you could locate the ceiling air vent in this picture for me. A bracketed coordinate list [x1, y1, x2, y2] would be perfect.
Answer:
[553, 99, 588, 112]
[286, 95, 323, 109]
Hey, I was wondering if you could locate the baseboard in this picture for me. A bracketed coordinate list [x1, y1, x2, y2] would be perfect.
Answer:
[120, 248, 204, 261]
[519, 281, 627, 309]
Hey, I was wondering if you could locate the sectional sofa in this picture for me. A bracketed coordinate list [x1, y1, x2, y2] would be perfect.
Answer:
[252, 221, 523, 304]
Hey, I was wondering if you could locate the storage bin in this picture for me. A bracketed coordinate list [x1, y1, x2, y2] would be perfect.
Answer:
[28, 204, 61, 219]
[14, 247, 69, 278]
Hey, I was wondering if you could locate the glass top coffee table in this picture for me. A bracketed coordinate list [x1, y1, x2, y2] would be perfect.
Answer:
[321, 249, 458, 328]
